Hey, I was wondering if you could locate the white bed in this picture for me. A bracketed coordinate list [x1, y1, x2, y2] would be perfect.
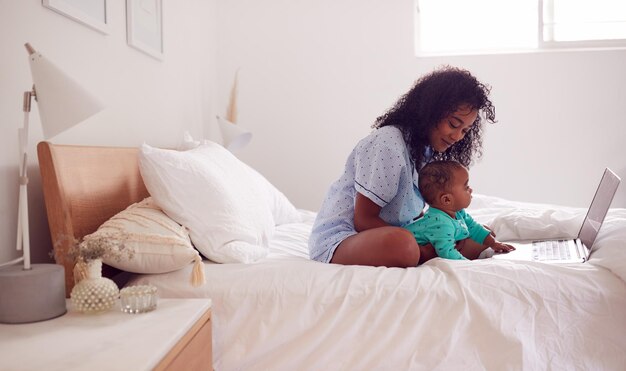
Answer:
[129, 195, 626, 370]
[38, 141, 626, 370]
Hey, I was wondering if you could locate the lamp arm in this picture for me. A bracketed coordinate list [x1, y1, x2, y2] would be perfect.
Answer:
[17, 152, 30, 270]
[15, 90, 33, 270]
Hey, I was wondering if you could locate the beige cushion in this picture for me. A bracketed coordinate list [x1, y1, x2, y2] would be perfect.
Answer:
[83, 197, 202, 275]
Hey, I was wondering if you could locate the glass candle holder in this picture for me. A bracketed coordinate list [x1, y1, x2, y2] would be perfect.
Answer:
[120, 285, 157, 314]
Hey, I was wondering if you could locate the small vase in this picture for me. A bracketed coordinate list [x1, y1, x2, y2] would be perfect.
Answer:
[70, 259, 119, 313]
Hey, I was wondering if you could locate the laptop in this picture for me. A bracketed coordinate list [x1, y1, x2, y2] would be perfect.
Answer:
[492, 168, 621, 264]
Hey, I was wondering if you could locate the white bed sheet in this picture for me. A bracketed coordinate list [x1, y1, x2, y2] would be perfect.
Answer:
[128, 194, 626, 370]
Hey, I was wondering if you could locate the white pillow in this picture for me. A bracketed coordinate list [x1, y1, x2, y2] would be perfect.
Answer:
[82, 197, 204, 285]
[243, 163, 301, 225]
[179, 132, 301, 225]
[139, 142, 274, 263]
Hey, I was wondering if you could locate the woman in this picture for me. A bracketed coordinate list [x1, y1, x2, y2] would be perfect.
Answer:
[309, 66, 496, 267]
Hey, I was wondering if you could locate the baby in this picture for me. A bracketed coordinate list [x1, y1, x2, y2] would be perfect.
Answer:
[405, 160, 514, 260]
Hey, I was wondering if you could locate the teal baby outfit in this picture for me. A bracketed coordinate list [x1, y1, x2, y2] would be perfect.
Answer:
[405, 207, 490, 260]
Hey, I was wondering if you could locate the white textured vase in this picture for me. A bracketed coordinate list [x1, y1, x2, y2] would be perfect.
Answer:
[70, 259, 119, 313]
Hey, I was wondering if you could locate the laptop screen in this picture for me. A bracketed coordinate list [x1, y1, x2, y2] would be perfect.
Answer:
[578, 168, 621, 248]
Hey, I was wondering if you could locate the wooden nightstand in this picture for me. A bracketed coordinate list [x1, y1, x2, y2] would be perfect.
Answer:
[0, 298, 212, 371]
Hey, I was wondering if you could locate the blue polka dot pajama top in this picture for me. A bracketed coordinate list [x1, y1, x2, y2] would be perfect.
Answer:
[309, 125, 432, 263]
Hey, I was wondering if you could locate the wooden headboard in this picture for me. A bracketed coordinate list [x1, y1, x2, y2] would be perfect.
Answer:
[37, 141, 149, 295]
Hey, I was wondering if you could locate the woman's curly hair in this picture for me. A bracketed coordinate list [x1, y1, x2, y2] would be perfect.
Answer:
[373, 65, 496, 168]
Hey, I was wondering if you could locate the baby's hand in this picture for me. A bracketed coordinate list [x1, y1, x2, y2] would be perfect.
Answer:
[492, 241, 515, 253]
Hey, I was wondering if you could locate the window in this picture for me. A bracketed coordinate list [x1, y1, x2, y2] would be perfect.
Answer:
[415, 0, 626, 55]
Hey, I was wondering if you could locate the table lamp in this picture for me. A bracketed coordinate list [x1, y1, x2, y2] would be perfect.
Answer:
[216, 69, 252, 153]
[216, 115, 252, 153]
[0, 43, 104, 323]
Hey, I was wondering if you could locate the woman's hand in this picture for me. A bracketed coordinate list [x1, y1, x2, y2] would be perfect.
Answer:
[483, 234, 514, 253]
[491, 241, 515, 253]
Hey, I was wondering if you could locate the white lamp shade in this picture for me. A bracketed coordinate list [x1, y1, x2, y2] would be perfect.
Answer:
[28, 51, 104, 139]
[217, 116, 252, 152]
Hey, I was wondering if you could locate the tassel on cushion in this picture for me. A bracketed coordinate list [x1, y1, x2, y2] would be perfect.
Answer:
[191, 254, 205, 287]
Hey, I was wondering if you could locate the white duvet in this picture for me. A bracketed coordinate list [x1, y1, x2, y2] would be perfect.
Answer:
[129, 194, 626, 370]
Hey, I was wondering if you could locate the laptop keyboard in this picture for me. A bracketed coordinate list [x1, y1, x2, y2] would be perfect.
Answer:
[532, 240, 571, 261]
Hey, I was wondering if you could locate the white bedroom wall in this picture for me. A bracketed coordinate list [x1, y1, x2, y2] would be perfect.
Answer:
[215, 0, 626, 212]
[0, 0, 218, 264]
[1, 1, 624, 266]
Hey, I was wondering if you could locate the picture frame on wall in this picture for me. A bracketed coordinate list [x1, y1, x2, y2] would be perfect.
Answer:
[126, 0, 164, 60]
[42, 0, 109, 34]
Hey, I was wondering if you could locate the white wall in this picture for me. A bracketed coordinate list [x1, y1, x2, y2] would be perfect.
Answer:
[0, 0, 218, 264]
[215, 0, 626, 213]
[2, 0, 625, 266]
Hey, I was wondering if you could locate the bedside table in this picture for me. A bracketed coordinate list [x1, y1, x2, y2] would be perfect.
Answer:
[0, 298, 212, 371]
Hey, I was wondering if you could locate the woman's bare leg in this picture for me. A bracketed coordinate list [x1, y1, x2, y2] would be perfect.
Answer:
[418, 243, 437, 265]
[330, 226, 436, 267]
